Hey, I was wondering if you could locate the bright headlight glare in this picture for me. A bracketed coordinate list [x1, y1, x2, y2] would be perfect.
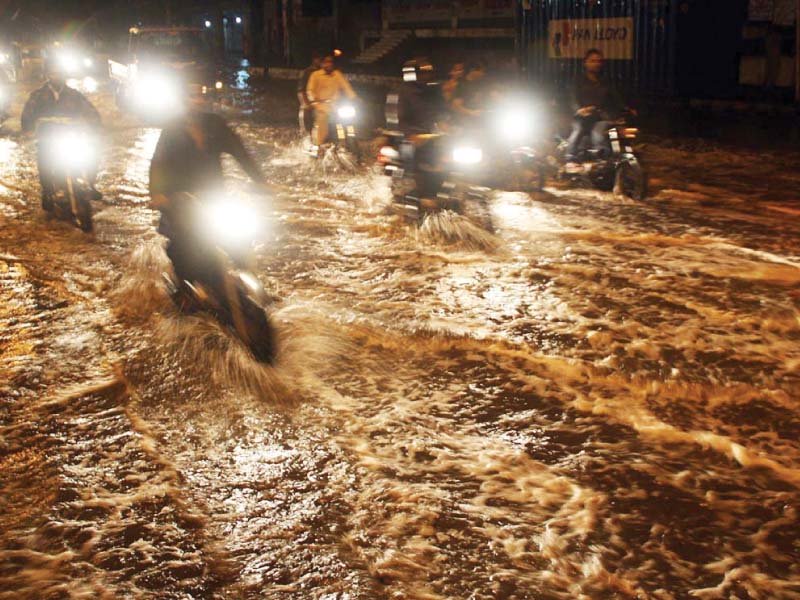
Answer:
[204, 200, 261, 244]
[0, 54, 8, 64]
[215, 80, 223, 90]
[83, 77, 98, 93]
[133, 72, 182, 115]
[59, 52, 79, 73]
[337, 105, 356, 120]
[46, 130, 96, 171]
[497, 107, 535, 141]
[452, 146, 482, 165]
[83, 57, 93, 68]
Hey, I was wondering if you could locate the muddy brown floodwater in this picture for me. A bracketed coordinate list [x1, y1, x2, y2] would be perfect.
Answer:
[1, 82, 799, 599]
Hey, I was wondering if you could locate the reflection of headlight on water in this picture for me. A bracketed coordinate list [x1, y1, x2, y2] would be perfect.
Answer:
[67, 77, 98, 94]
[204, 199, 261, 245]
[452, 146, 482, 165]
[337, 105, 356, 120]
[46, 130, 97, 172]
[133, 73, 182, 116]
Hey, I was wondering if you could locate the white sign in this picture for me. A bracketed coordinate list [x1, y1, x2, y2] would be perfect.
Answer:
[548, 18, 634, 60]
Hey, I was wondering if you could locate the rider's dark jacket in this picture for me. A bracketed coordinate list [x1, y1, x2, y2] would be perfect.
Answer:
[571, 75, 623, 120]
[149, 111, 265, 197]
[21, 82, 101, 133]
[397, 81, 444, 134]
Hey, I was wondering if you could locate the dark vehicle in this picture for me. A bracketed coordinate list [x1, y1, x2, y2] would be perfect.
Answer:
[109, 27, 224, 118]
[380, 131, 492, 231]
[159, 192, 276, 363]
[37, 119, 97, 232]
[556, 111, 647, 200]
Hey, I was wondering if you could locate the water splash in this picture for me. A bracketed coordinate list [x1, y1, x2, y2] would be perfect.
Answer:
[417, 210, 500, 251]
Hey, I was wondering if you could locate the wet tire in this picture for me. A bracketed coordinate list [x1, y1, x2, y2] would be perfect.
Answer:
[614, 159, 647, 201]
[333, 148, 358, 173]
[460, 191, 494, 233]
[238, 293, 277, 364]
[76, 195, 94, 233]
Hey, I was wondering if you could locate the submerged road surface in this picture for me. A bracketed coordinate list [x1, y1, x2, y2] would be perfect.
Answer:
[1, 84, 799, 599]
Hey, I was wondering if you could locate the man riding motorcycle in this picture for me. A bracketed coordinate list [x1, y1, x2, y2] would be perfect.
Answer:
[450, 60, 489, 125]
[393, 58, 447, 198]
[565, 48, 624, 173]
[149, 86, 268, 291]
[21, 56, 102, 209]
[306, 54, 357, 148]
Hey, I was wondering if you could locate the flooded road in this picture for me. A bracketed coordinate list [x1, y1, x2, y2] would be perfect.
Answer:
[1, 83, 800, 599]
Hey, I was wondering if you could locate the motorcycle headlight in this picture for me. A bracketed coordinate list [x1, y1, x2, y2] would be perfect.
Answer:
[337, 105, 356, 120]
[203, 198, 261, 246]
[133, 72, 183, 117]
[58, 52, 80, 74]
[452, 146, 482, 165]
[83, 57, 93, 68]
[496, 106, 537, 142]
[45, 130, 97, 172]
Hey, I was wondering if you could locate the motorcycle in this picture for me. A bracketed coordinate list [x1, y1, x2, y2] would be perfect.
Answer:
[159, 192, 277, 364]
[311, 100, 362, 171]
[555, 110, 647, 201]
[37, 119, 98, 232]
[380, 131, 493, 231]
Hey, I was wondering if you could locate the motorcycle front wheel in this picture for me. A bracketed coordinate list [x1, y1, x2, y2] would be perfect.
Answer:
[236, 292, 277, 364]
[613, 158, 647, 201]
[459, 189, 494, 233]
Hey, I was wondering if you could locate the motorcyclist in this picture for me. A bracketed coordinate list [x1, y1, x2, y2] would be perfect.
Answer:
[441, 61, 465, 104]
[394, 58, 447, 200]
[149, 85, 268, 289]
[297, 52, 321, 140]
[21, 55, 102, 208]
[564, 48, 624, 172]
[397, 57, 443, 135]
[450, 60, 488, 124]
[306, 54, 357, 148]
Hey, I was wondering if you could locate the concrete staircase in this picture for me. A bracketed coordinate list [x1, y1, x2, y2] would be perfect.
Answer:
[352, 30, 412, 65]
